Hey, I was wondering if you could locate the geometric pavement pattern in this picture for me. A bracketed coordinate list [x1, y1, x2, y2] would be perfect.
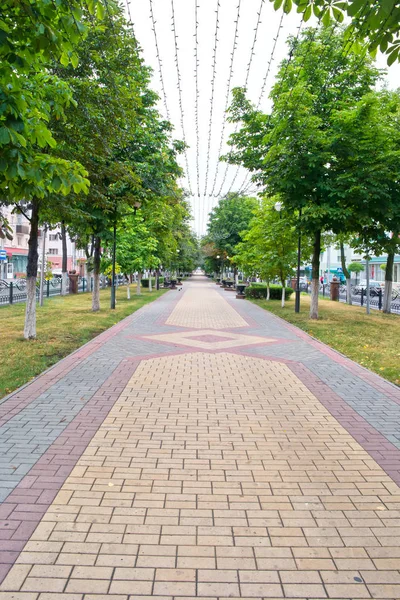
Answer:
[1, 277, 400, 598]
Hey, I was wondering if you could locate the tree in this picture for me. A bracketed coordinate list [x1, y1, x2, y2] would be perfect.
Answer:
[329, 90, 400, 313]
[1, 0, 109, 337]
[207, 192, 258, 282]
[49, 2, 185, 312]
[234, 196, 311, 305]
[348, 262, 365, 285]
[224, 26, 380, 319]
[269, 1, 400, 65]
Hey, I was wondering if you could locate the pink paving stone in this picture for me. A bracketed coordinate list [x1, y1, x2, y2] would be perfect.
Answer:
[187, 334, 234, 343]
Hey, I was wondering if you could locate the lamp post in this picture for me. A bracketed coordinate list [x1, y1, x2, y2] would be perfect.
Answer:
[176, 249, 180, 279]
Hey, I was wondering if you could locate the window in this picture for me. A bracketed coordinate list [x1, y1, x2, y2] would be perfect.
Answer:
[48, 248, 58, 255]
[49, 234, 59, 241]
[17, 236, 22, 246]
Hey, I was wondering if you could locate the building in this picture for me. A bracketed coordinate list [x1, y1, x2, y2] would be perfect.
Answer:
[319, 243, 400, 283]
[0, 207, 86, 280]
[0, 206, 31, 280]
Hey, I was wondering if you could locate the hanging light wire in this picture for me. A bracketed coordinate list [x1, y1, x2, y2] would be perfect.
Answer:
[149, 0, 171, 121]
[209, 0, 242, 198]
[171, 0, 194, 196]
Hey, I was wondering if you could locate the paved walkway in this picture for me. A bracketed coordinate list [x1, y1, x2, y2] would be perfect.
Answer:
[1, 276, 400, 599]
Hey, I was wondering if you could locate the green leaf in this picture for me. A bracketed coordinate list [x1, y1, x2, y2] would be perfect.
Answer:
[387, 48, 399, 66]
[71, 52, 79, 68]
[347, 0, 365, 17]
[60, 51, 69, 66]
[283, 0, 292, 14]
[303, 4, 312, 20]
[0, 127, 10, 144]
[332, 7, 344, 23]
[322, 9, 331, 26]
[96, 2, 105, 20]
[273, 0, 284, 9]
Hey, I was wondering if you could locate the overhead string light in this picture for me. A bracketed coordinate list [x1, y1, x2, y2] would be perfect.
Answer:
[193, 0, 201, 231]
[203, 0, 220, 198]
[149, 0, 171, 121]
[256, 11, 285, 110]
[222, 0, 266, 198]
[171, 0, 194, 196]
[227, 12, 303, 199]
[201, 0, 221, 234]
[209, 0, 242, 199]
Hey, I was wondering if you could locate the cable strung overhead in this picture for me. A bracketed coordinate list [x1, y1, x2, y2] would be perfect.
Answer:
[149, 0, 171, 121]
[171, 0, 194, 195]
[209, 0, 242, 198]
[193, 0, 201, 233]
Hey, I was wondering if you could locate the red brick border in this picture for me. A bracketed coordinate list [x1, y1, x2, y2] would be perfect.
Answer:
[0, 296, 167, 428]
[0, 358, 139, 584]
[288, 362, 400, 488]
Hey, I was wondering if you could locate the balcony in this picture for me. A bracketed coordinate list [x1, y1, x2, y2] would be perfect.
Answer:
[16, 224, 30, 235]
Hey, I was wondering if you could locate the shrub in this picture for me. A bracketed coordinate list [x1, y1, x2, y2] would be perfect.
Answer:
[141, 277, 164, 288]
[245, 284, 294, 300]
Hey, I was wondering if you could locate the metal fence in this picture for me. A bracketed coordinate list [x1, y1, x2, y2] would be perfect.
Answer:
[0, 277, 122, 307]
[303, 284, 400, 315]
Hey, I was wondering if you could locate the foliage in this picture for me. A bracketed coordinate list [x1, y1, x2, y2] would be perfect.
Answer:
[207, 192, 258, 259]
[0, 0, 100, 200]
[234, 196, 311, 286]
[269, 0, 400, 65]
[224, 25, 381, 318]
[246, 284, 294, 300]
[348, 263, 365, 274]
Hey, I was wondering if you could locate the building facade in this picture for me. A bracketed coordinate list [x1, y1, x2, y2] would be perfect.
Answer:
[0, 207, 86, 280]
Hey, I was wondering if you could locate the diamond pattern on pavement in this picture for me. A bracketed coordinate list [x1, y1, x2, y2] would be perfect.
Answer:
[143, 328, 277, 350]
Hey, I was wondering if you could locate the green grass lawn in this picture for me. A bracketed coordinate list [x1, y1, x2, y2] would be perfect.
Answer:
[0, 286, 167, 400]
[250, 294, 400, 386]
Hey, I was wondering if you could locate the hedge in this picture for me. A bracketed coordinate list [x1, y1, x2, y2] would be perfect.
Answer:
[141, 277, 164, 288]
[245, 284, 294, 300]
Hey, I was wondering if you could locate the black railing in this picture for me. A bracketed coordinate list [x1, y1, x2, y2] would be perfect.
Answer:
[304, 285, 400, 315]
[0, 277, 126, 307]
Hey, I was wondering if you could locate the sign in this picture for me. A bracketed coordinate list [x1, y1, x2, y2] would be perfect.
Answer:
[0, 249, 7, 261]
[336, 267, 343, 273]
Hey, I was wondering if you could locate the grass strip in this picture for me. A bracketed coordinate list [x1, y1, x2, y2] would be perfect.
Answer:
[0, 286, 167, 399]
[250, 294, 400, 386]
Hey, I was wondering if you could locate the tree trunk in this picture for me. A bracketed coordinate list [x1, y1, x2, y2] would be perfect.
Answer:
[24, 198, 40, 339]
[383, 248, 395, 314]
[340, 241, 352, 305]
[92, 236, 101, 312]
[281, 283, 285, 308]
[234, 267, 238, 286]
[310, 230, 321, 320]
[136, 272, 142, 295]
[127, 285, 131, 299]
[61, 222, 68, 296]
[266, 281, 270, 301]
[346, 278, 352, 305]
[149, 271, 152, 292]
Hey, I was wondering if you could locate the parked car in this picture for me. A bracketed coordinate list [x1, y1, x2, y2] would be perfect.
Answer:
[353, 280, 384, 296]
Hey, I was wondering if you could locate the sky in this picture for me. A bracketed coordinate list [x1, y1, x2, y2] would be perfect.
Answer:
[126, 1, 400, 236]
